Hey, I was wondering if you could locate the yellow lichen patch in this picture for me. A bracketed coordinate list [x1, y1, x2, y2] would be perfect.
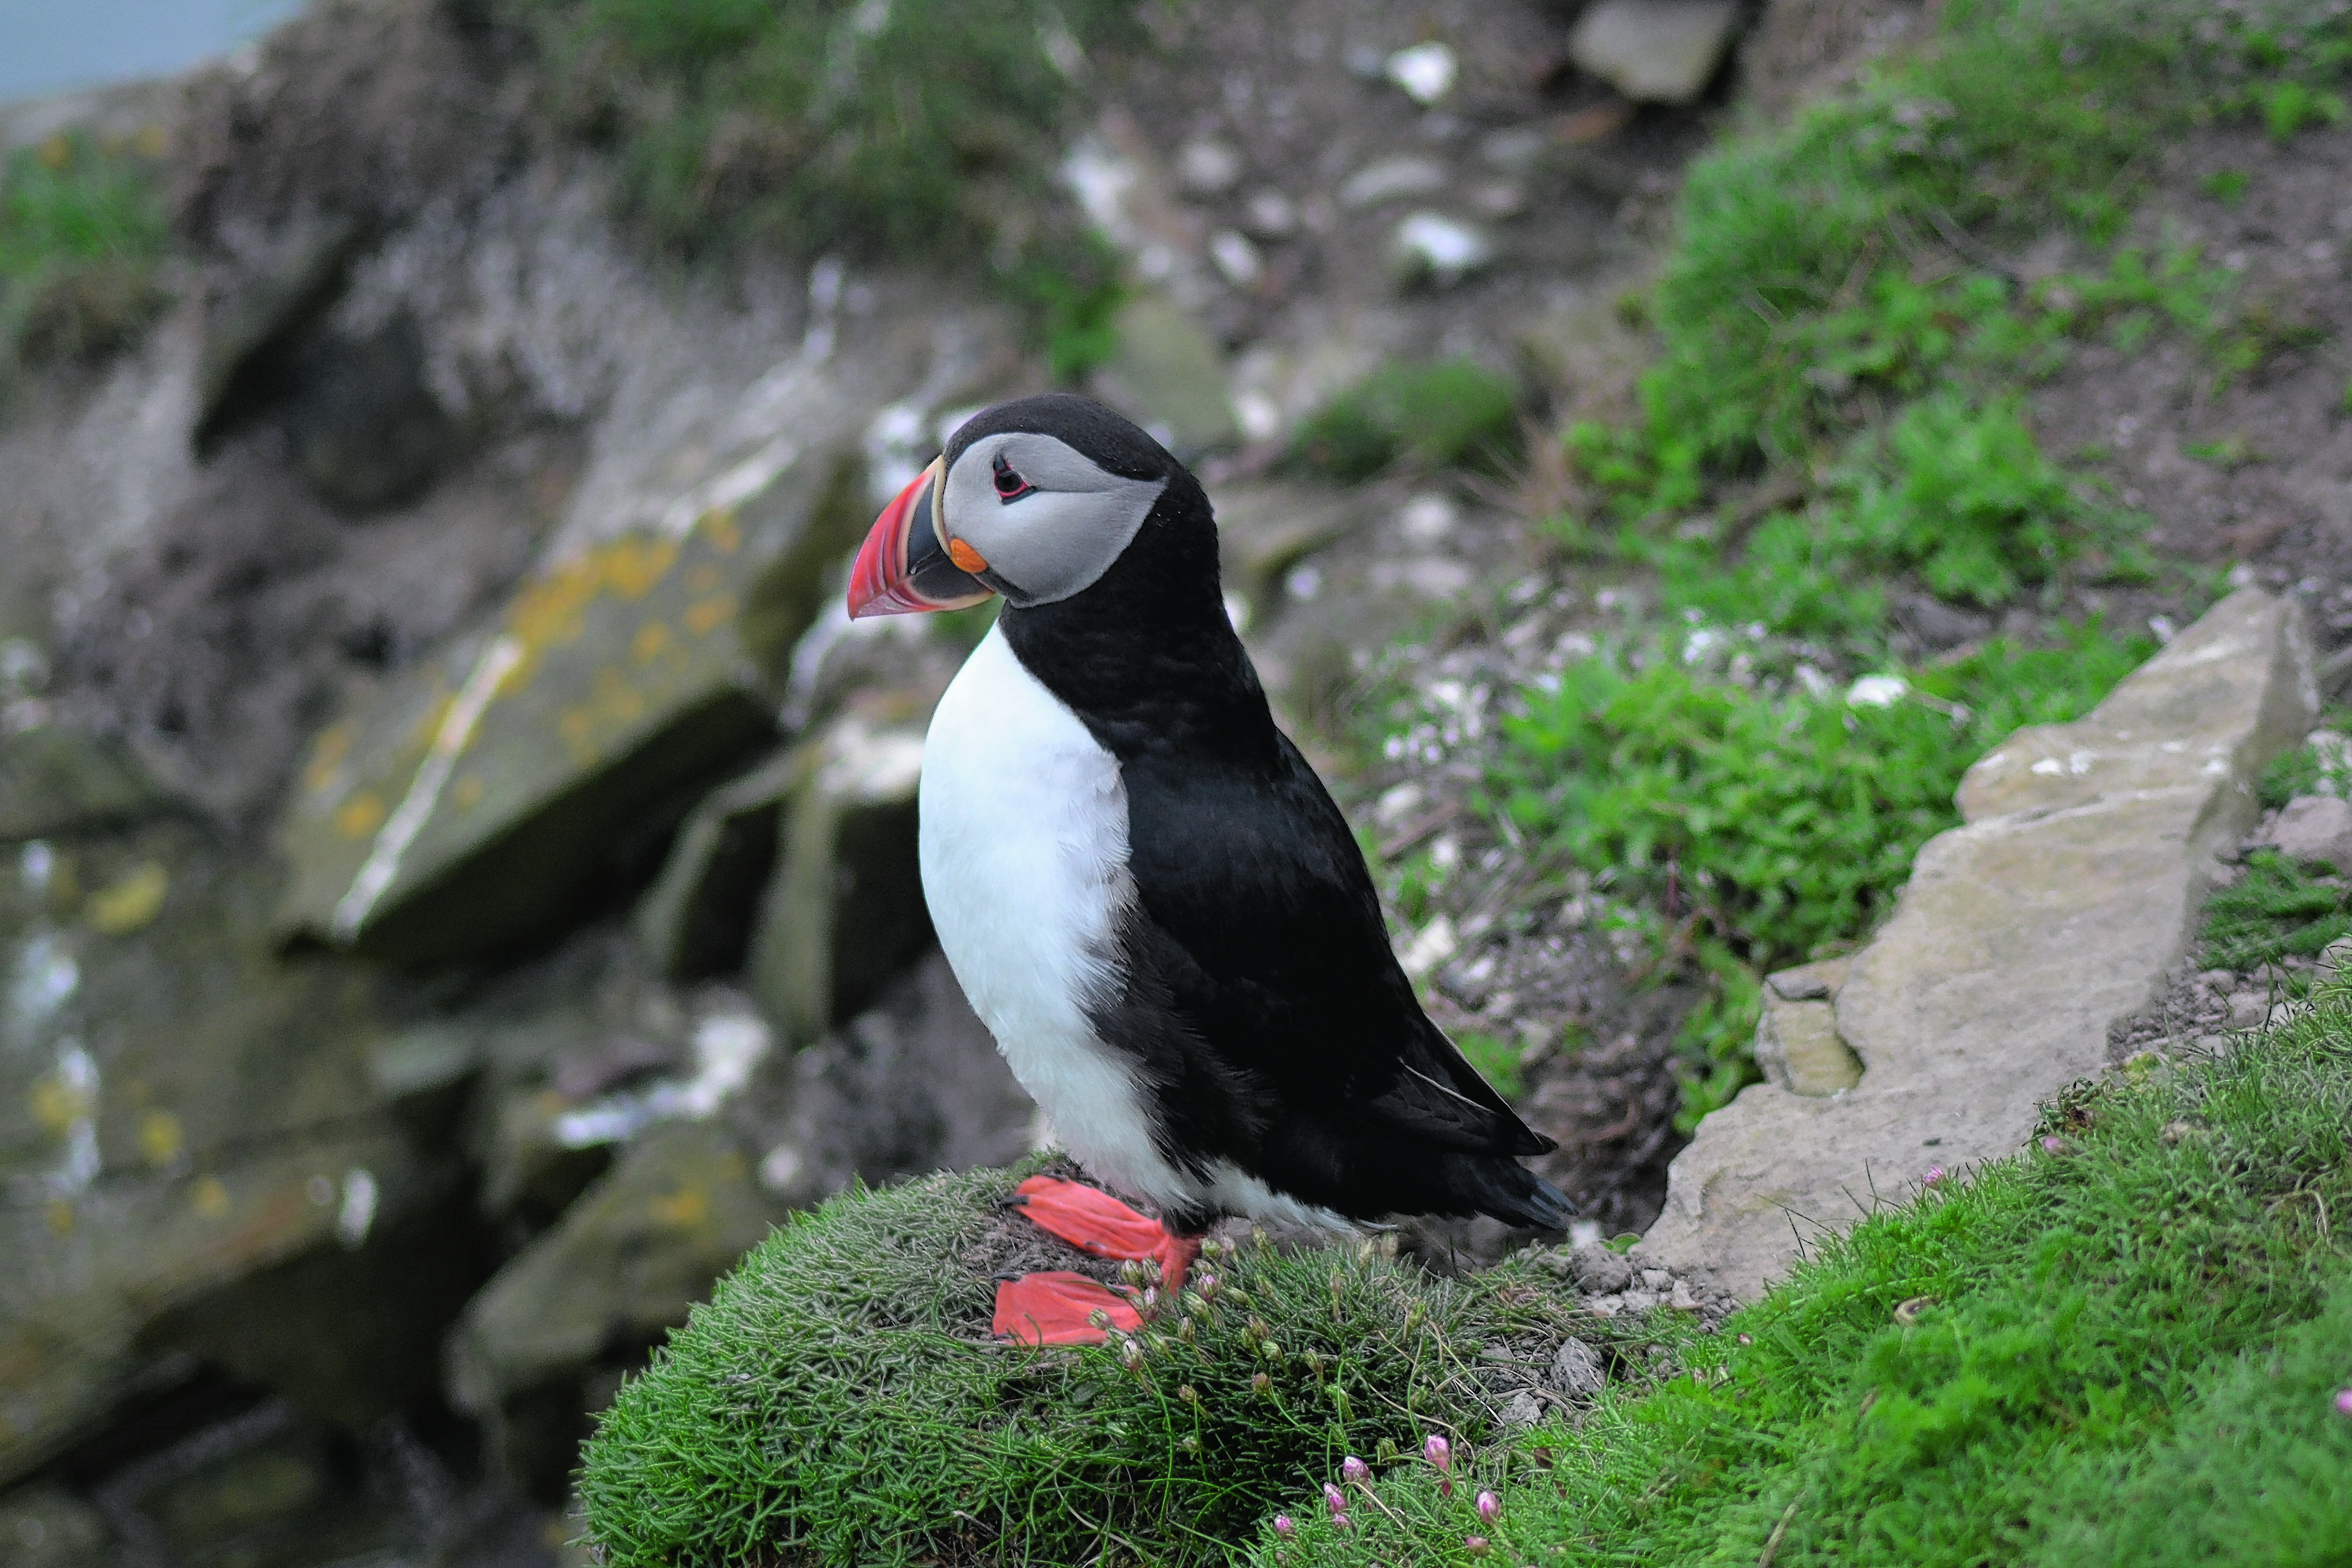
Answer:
[593, 667, 648, 727]
[687, 563, 723, 595]
[558, 708, 595, 761]
[31, 1073, 93, 1135]
[47, 1199, 73, 1236]
[301, 720, 358, 796]
[333, 792, 388, 840]
[450, 774, 486, 812]
[630, 621, 673, 665]
[604, 535, 681, 600]
[87, 861, 169, 935]
[650, 1185, 711, 1231]
[139, 1109, 184, 1168]
[192, 1175, 232, 1220]
[703, 507, 742, 555]
[134, 123, 170, 158]
[685, 594, 738, 637]
[504, 533, 687, 682]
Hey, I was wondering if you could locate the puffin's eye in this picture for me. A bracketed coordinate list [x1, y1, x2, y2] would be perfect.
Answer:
[991, 454, 1035, 502]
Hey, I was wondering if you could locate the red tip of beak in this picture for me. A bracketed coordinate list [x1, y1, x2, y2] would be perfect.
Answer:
[847, 465, 932, 619]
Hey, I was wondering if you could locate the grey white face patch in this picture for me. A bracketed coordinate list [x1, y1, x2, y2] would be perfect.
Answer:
[937, 432, 1168, 607]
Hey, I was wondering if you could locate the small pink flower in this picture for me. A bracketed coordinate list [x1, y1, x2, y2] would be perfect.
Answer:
[2336, 1388, 2352, 1416]
[1425, 1432, 1452, 1497]
[1465, 1537, 1491, 1558]
[1924, 1165, 1946, 1186]
[1324, 1482, 1348, 1521]
[1476, 1490, 1500, 1524]
[1341, 1455, 1370, 1485]
[1272, 1515, 1296, 1540]
[2040, 1135, 2066, 1154]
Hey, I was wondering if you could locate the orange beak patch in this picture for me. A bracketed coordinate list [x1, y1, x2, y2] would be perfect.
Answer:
[947, 538, 989, 573]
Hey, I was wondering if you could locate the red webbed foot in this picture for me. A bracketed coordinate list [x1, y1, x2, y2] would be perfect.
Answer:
[991, 1176, 1203, 1343]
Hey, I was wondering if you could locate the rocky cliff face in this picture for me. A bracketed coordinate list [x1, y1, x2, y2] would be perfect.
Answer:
[0, 0, 1790, 1559]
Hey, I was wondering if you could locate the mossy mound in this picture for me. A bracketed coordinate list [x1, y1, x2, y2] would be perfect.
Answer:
[579, 1161, 1605, 1567]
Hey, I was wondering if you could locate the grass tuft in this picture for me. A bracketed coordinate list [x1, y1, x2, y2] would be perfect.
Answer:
[0, 133, 172, 370]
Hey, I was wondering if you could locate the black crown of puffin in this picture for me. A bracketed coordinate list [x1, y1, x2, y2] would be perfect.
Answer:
[848, 396, 1171, 618]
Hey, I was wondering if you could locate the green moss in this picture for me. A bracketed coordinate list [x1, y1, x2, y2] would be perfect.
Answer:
[1290, 360, 1522, 483]
[1250, 978, 2352, 1566]
[579, 1161, 1619, 1567]
[0, 133, 173, 368]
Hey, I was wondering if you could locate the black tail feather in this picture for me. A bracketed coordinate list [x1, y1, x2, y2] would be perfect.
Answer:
[1461, 1158, 1576, 1230]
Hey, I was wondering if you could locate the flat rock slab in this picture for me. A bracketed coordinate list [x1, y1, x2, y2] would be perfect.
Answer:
[276, 455, 860, 966]
[1640, 589, 2315, 1300]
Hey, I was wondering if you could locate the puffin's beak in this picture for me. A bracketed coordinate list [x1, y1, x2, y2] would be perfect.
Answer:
[847, 456, 993, 618]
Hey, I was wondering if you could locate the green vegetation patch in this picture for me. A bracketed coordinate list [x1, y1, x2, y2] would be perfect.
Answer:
[1464, 626, 2148, 1122]
[496, 0, 1138, 262]
[2201, 852, 2352, 973]
[1290, 359, 1522, 483]
[0, 132, 173, 369]
[581, 1161, 1629, 1567]
[1250, 979, 2352, 1566]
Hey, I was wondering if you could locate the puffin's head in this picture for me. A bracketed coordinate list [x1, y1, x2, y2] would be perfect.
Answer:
[847, 393, 1179, 618]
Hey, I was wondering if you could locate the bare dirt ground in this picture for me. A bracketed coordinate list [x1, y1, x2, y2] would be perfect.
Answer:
[2032, 118, 2352, 624]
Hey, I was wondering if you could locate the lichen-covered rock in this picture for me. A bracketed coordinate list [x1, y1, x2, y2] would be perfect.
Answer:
[0, 1127, 447, 1485]
[0, 1484, 109, 1568]
[0, 724, 166, 843]
[446, 1119, 783, 1495]
[746, 716, 930, 1046]
[276, 453, 866, 965]
[632, 748, 801, 982]
[0, 826, 489, 1483]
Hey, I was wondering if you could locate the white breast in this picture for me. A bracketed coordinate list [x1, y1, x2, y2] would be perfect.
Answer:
[919, 623, 1178, 1203]
[919, 624, 1354, 1234]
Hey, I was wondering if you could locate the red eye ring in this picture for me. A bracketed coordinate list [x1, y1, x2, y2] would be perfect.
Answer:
[991, 453, 1035, 502]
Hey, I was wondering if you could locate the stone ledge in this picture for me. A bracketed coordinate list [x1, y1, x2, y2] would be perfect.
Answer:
[1638, 588, 2315, 1300]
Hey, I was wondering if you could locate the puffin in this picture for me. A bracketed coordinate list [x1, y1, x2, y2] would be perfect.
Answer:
[847, 393, 1571, 1282]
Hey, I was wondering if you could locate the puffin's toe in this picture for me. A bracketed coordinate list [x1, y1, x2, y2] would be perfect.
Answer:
[1013, 1174, 1201, 1291]
[992, 1270, 1141, 1346]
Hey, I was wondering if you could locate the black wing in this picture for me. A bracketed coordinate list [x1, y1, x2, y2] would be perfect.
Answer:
[1099, 727, 1553, 1174]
